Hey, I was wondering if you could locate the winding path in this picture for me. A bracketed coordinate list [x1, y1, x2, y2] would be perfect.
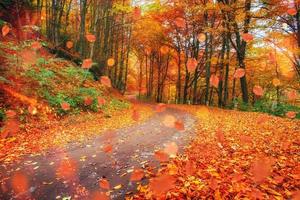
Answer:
[0, 105, 197, 200]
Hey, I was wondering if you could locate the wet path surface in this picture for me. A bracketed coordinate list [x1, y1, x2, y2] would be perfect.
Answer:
[0, 106, 197, 200]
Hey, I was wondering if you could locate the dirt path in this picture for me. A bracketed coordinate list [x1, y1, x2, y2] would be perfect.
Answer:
[0, 105, 197, 200]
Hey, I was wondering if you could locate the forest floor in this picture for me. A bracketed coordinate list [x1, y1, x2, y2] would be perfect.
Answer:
[0, 103, 299, 200]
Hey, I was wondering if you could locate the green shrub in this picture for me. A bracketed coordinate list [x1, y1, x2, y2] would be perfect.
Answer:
[228, 98, 300, 119]
[41, 88, 106, 115]
[62, 66, 93, 82]
[253, 100, 300, 119]
[25, 68, 55, 86]
[108, 99, 130, 110]
[0, 108, 6, 122]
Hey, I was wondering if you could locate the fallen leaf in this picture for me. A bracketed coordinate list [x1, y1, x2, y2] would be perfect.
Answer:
[164, 142, 178, 157]
[56, 159, 77, 179]
[2, 25, 10, 36]
[82, 59, 93, 69]
[130, 169, 144, 181]
[287, 8, 297, 16]
[91, 191, 110, 200]
[272, 78, 281, 87]
[99, 178, 110, 190]
[31, 41, 42, 50]
[234, 68, 246, 78]
[84, 96, 93, 106]
[253, 85, 264, 96]
[132, 109, 140, 121]
[210, 75, 219, 88]
[160, 46, 169, 54]
[242, 33, 253, 42]
[6, 110, 16, 118]
[174, 120, 184, 131]
[187, 58, 198, 72]
[97, 97, 106, 106]
[250, 156, 273, 183]
[175, 17, 185, 28]
[107, 58, 115, 67]
[11, 172, 29, 194]
[66, 41, 73, 49]
[162, 115, 176, 128]
[149, 174, 176, 196]
[287, 90, 297, 101]
[61, 102, 70, 111]
[154, 150, 169, 162]
[86, 34, 96, 42]
[197, 33, 206, 42]
[100, 76, 112, 87]
[102, 144, 113, 153]
[156, 103, 166, 112]
[286, 111, 297, 119]
[28, 105, 37, 115]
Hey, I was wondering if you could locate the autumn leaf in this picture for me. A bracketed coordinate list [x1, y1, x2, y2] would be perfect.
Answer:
[86, 34, 96, 42]
[251, 189, 264, 199]
[2, 24, 10, 37]
[216, 129, 225, 144]
[107, 58, 115, 67]
[210, 74, 219, 88]
[174, 120, 184, 131]
[140, 87, 147, 95]
[84, 96, 93, 106]
[292, 191, 300, 200]
[154, 150, 169, 162]
[287, 8, 297, 16]
[1, 119, 19, 138]
[242, 33, 253, 42]
[253, 85, 264, 96]
[269, 52, 276, 64]
[130, 169, 144, 181]
[91, 191, 110, 200]
[102, 144, 113, 153]
[197, 33, 206, 42]
[100, 76, 112, 87]
[99, 178, 110, 190]
[240, 134, 252, 145]
[234, 68, 245, 79]
[6, 110, 16, 118]
[56, 159, 77, 179]
[156, 103, 166, 112]
[32, 41, 42, 50]
[66, 41, 73, 49]
[61, 102, 70, 111]
[160, 46, 169, 54]
[185, 160, 197, 176]
[97, 97, 106, 106]
[28, 105, 37, 115]
[250, 156, 273, 183]
[133, 7, 141, 18]
[187, 58, 198, 72]
[82, 59, 93, 69]
[174, 17, 185, 28]
[286, 111, 296, 119]
[132, 109, 140, 121]
[145, 47, 151, 55]
[162, 115, 176, 128]
[164, 142, 178, 157]
[287, 90, 297, 101]
[272, 78, 281, 87]
[11, 172, 29, 194]
[149, 174, 176, 196]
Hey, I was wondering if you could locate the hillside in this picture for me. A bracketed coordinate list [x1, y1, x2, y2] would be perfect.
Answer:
[0, 39, 153, 163]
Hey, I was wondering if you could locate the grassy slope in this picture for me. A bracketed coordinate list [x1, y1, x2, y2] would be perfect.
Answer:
[0, 40, 153, 163]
